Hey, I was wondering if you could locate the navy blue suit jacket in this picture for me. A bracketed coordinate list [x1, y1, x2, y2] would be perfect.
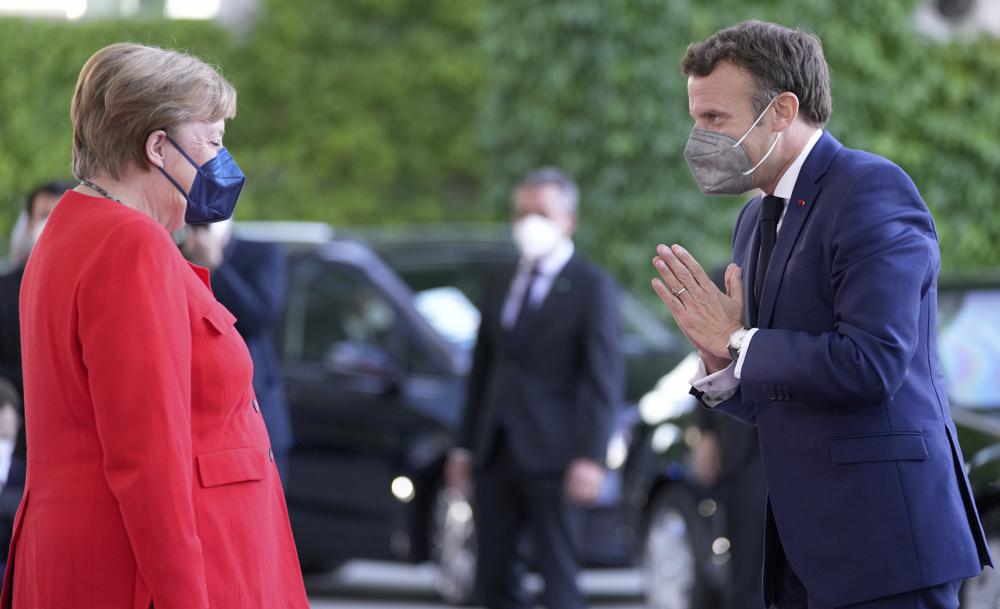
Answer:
[212, 238, 294, 455]
[711, 132, 991, 605]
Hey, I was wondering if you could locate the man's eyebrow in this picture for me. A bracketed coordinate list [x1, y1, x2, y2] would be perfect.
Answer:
[696, 107, 732, 117]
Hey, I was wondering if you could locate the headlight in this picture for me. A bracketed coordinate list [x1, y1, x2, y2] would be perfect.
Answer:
[606, 432, 628, 470]
[391, 476, 416, 503]
[650, 423, 683, 453]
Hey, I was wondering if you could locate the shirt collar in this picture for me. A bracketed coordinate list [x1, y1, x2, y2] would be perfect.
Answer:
[520, 239, 575, 277]
[772, 128, 823, 200]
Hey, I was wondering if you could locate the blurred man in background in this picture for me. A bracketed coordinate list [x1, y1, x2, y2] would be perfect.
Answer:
[446, 167, 624, 609]
[1, 180, 72, 392]
[181, 220, 294, 482]
[0, 378, 22, 575]
[0, 180, 69, 532]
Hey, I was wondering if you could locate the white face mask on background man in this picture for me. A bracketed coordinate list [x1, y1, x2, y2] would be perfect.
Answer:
[8, 213, 48, 269]
[512, 213, 564, 262]
[683, 95, 782, 195]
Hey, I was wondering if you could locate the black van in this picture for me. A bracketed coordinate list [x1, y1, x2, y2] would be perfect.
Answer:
[235, 222, 719, 607]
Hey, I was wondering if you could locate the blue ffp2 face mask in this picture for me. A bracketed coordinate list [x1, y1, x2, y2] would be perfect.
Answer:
[157, 135, 246, 224]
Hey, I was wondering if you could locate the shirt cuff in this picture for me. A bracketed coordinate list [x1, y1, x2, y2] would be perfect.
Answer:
[690, 356, 739, 407]
[733, 328, 760, 379]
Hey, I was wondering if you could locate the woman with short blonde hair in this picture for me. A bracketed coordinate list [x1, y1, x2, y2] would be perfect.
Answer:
[1, 42, 309, 609]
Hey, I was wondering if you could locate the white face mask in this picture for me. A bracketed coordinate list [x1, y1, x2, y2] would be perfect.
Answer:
[512, 214, 563, 261]
[30, 219, 47, 244]
[8, 212, 45, 268]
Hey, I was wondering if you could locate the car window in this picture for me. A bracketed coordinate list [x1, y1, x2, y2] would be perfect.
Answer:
[938, 288, 1000, 409]
[413, 287, 481, 351]
[391, 260, 678, 356]
[620, 292, 680, 354]
[387, 262, 495, 353]
[285, 260, 401, 364]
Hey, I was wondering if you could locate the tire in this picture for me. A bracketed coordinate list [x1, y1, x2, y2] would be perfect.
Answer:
[961, 510, 1000, 609]
[643, 486, 715, 609]
[431, 486, 478, 605]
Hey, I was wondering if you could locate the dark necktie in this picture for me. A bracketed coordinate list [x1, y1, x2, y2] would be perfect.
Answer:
[754, 195, 785, 315]
[509, 265, 540, 339]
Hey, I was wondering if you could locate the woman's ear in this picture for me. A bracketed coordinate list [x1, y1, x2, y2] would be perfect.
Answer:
[145, 130, 168, 169]
[772, 92, 800, 132]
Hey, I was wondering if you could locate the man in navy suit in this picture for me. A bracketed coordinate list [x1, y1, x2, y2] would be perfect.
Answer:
[651, 20, 991, 609]
[446, 167, 624, 609]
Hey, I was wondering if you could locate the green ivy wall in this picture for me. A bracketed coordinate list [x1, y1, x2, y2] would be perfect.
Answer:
[0, 0, 996, 296]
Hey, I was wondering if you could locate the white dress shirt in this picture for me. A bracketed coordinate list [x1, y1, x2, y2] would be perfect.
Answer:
[502, 239, 575, 330]
[0, 438, 13, 488]
[692, 128, 823, 404]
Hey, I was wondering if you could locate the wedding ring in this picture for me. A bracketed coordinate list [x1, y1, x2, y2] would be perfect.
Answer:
[673, 287, 688, 297]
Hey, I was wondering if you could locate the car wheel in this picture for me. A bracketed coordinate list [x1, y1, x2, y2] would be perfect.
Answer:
[962, 511, 1000, 609]
[431, 486, 478, 605]
[643, 486, 712, 609]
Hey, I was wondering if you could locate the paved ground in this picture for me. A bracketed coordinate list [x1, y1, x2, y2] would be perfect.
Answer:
[306, 560, 647, 609]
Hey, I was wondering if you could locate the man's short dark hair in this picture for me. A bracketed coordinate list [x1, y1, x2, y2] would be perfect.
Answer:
[25, 180, 74, 216]
[682, 20, 832, 127]
[516, 167, 579, 214]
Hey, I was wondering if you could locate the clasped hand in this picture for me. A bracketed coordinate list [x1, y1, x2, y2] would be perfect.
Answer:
[651, 244, 744, 371]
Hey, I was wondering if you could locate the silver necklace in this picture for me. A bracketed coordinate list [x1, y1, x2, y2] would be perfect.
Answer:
[79, 179, 123, 204]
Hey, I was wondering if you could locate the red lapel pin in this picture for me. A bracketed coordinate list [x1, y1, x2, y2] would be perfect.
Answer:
[798, 199, 807, 206]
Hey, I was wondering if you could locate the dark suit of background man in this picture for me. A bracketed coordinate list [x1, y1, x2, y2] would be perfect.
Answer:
[650, 20, 991, 609]
[182, 221, 294, 482]
[0, 180, 71, 394]
[0, 180, 71, 551]
[446, 167, 624, 609]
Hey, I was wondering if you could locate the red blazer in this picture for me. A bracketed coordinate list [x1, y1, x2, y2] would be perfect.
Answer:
[1, 191, 309, 609]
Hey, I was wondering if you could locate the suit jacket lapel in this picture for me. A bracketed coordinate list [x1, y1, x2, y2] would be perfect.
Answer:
[511, 255, 578, 348]
[757, 131, 842, 328]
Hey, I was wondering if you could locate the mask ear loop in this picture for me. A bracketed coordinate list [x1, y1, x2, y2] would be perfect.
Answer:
[732, 94, 783, 176]
[734, 95, 779, 147]
[165, 135, 209, 176]
[155, 135, 207, 204]
[742, 131, 782, 176]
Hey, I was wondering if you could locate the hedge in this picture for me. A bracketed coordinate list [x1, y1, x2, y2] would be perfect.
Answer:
[0, 0, 997, 300]
[0, 0, 484, 233]
[480, 0, 1000, 296]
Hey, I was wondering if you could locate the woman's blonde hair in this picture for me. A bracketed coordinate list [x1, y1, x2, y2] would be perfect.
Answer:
[71, 43, 237, 180]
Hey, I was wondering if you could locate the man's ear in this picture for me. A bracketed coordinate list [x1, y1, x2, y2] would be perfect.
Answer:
[146, 130, 169, 169]
[772, 92, 800, 132]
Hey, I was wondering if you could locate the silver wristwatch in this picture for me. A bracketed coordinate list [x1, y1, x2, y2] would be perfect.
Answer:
[728, 327, 751, 362]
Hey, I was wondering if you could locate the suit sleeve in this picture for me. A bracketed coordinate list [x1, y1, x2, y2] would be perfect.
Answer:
[739, 164, 937, 406]
[211, 241, 287, 338]
[573, 272, 624, 463]
[77, 219, 209, 609]
[0, 275, 23, 392]
[457, 283, 494, 451]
